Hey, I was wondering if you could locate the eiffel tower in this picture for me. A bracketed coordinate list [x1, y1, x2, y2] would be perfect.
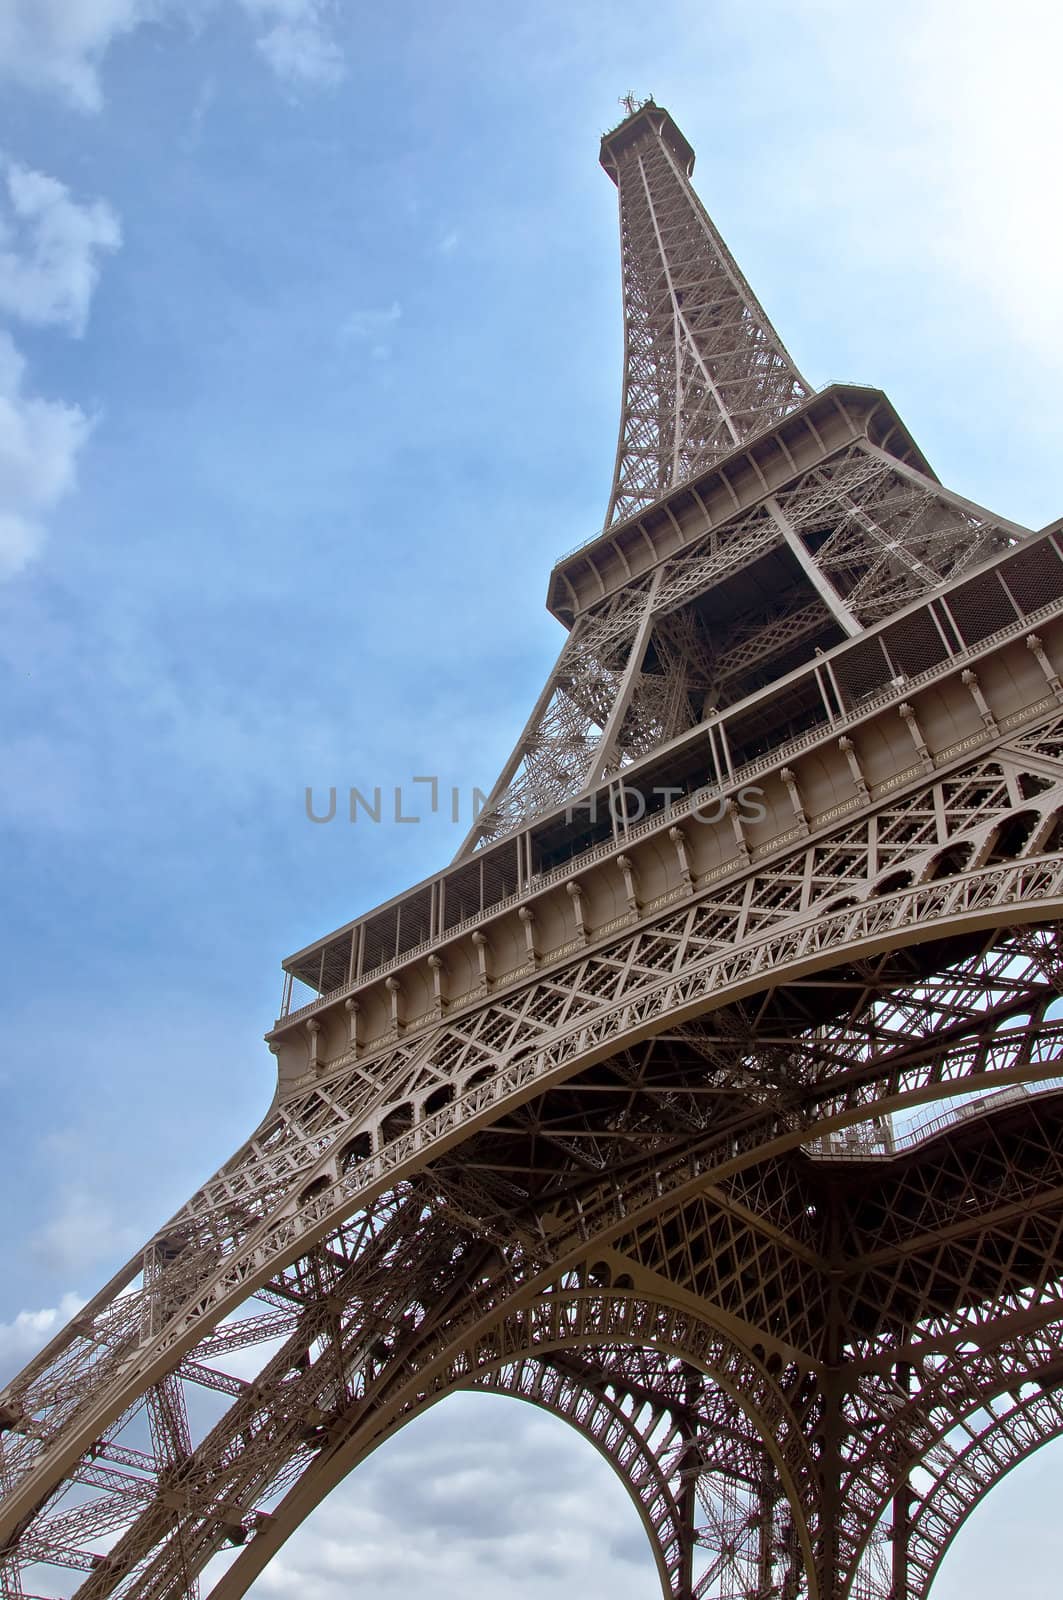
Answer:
[4, 96, 1063, 1600]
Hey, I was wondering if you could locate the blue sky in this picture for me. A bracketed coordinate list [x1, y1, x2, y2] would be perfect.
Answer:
[0, 1, 1061, 1594]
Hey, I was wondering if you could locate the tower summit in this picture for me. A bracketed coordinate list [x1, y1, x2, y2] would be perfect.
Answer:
[599, 98, 811, 526]
[3, 105, 1063, 1600]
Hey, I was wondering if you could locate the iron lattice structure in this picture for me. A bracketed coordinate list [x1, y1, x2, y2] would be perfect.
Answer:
[3, 99, 1063, 1600]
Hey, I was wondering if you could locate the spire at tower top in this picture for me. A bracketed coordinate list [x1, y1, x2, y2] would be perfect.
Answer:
[600, 99, 811, 527]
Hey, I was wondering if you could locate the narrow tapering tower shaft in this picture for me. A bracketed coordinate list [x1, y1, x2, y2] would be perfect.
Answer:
[601, 99, 812, 526]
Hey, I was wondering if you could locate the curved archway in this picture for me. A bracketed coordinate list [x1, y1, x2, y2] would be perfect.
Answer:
[8, 854, 1063, 1571]
[239, 1386, 662, 1600]
[908, 1383, 1063, 1598]
[208, 1290, 819, 1600]
[839, 1308, 1063, 1600]
[235, 1354, 806, 1600]
[9, 901, 1063, 1599]
[471, 1350, 806, 1600]
[17, 920, 1063, 1600]
[475, 1353, 693, 1599]
[926, 1432, 1063, 1599]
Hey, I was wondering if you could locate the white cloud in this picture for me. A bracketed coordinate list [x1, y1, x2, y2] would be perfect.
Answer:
[0, 0, 345, 109]
[340, 304, 402, 340]
[0, 331, 92, 578]
[0, 1291, 84, 1378]
[900, 2, 1063, 356]
[0, 156, 117, 576]
[0, 156, 121, 335]
[251, 1392, 653, 1599]
[0, 0, 154, 111]
[239, 0, 345, 87]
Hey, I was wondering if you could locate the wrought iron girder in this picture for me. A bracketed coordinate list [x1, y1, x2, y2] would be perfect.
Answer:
[5, 926, 1063, 1597]
[470, 439, 1022, 844]
[93, 972, 1063, 1587]
[7, 857, 1063, 1567]
[4, 93, 1063, 1600]
[836, 1316, 1063, 1597]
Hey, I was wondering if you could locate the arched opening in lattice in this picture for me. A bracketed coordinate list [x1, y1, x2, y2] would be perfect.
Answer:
[297, 1175, 330, 1208]
[198, 1295, 817, 1600]
[339, 1130, 372, 1170]
[241, 1388, 669, 1600]
[870, 867, 915, 897]
[379, 1101, 414, 1144]
[221, 1360, 807, 1600]
[983, 808, 1039, 866]
[1037, 805, 1063, 857]
[236, 1388, 660, 1600]
[923, 841, 974, 882]
[424, 1084, 455, 1116]
[925, 1431, 1063, 1599]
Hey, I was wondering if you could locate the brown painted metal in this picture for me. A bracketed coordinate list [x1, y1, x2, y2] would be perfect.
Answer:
[3, 100, 1063, 1600]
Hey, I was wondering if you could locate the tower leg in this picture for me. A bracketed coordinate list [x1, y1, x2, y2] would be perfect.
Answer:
[890, 1482, 911, 1600]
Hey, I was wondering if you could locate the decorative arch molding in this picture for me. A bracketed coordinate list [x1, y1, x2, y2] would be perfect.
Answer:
[473, 1347, 811, 1600]
[904, 1382, 1063, 1598]
[472, 1352, 692, 1599]
[207, 1287, 821, 1600]
[841, 1316, 1063, 1597]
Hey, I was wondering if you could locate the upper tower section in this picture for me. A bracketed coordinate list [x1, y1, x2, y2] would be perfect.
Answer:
[600, 99, 812, 527]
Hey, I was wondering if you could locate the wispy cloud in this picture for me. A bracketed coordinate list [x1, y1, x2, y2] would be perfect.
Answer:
[0, 0, 346, 110]
[0, 155, 121, 334]
[241, 0, 346, 88]
[0, 155, 115, 577]
[0, 331, 92, 578]
[30, 1188, 139, 1275]
[0, 1291, 84, 1379]
[254, 1392, 653, 1599]
[0, 0, 153, 111]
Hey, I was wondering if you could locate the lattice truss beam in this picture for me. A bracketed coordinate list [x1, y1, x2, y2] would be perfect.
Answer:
[471, 446, 1013, 846]
[601, 102, 811, 526]
[6, 711, 1063, 1597]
